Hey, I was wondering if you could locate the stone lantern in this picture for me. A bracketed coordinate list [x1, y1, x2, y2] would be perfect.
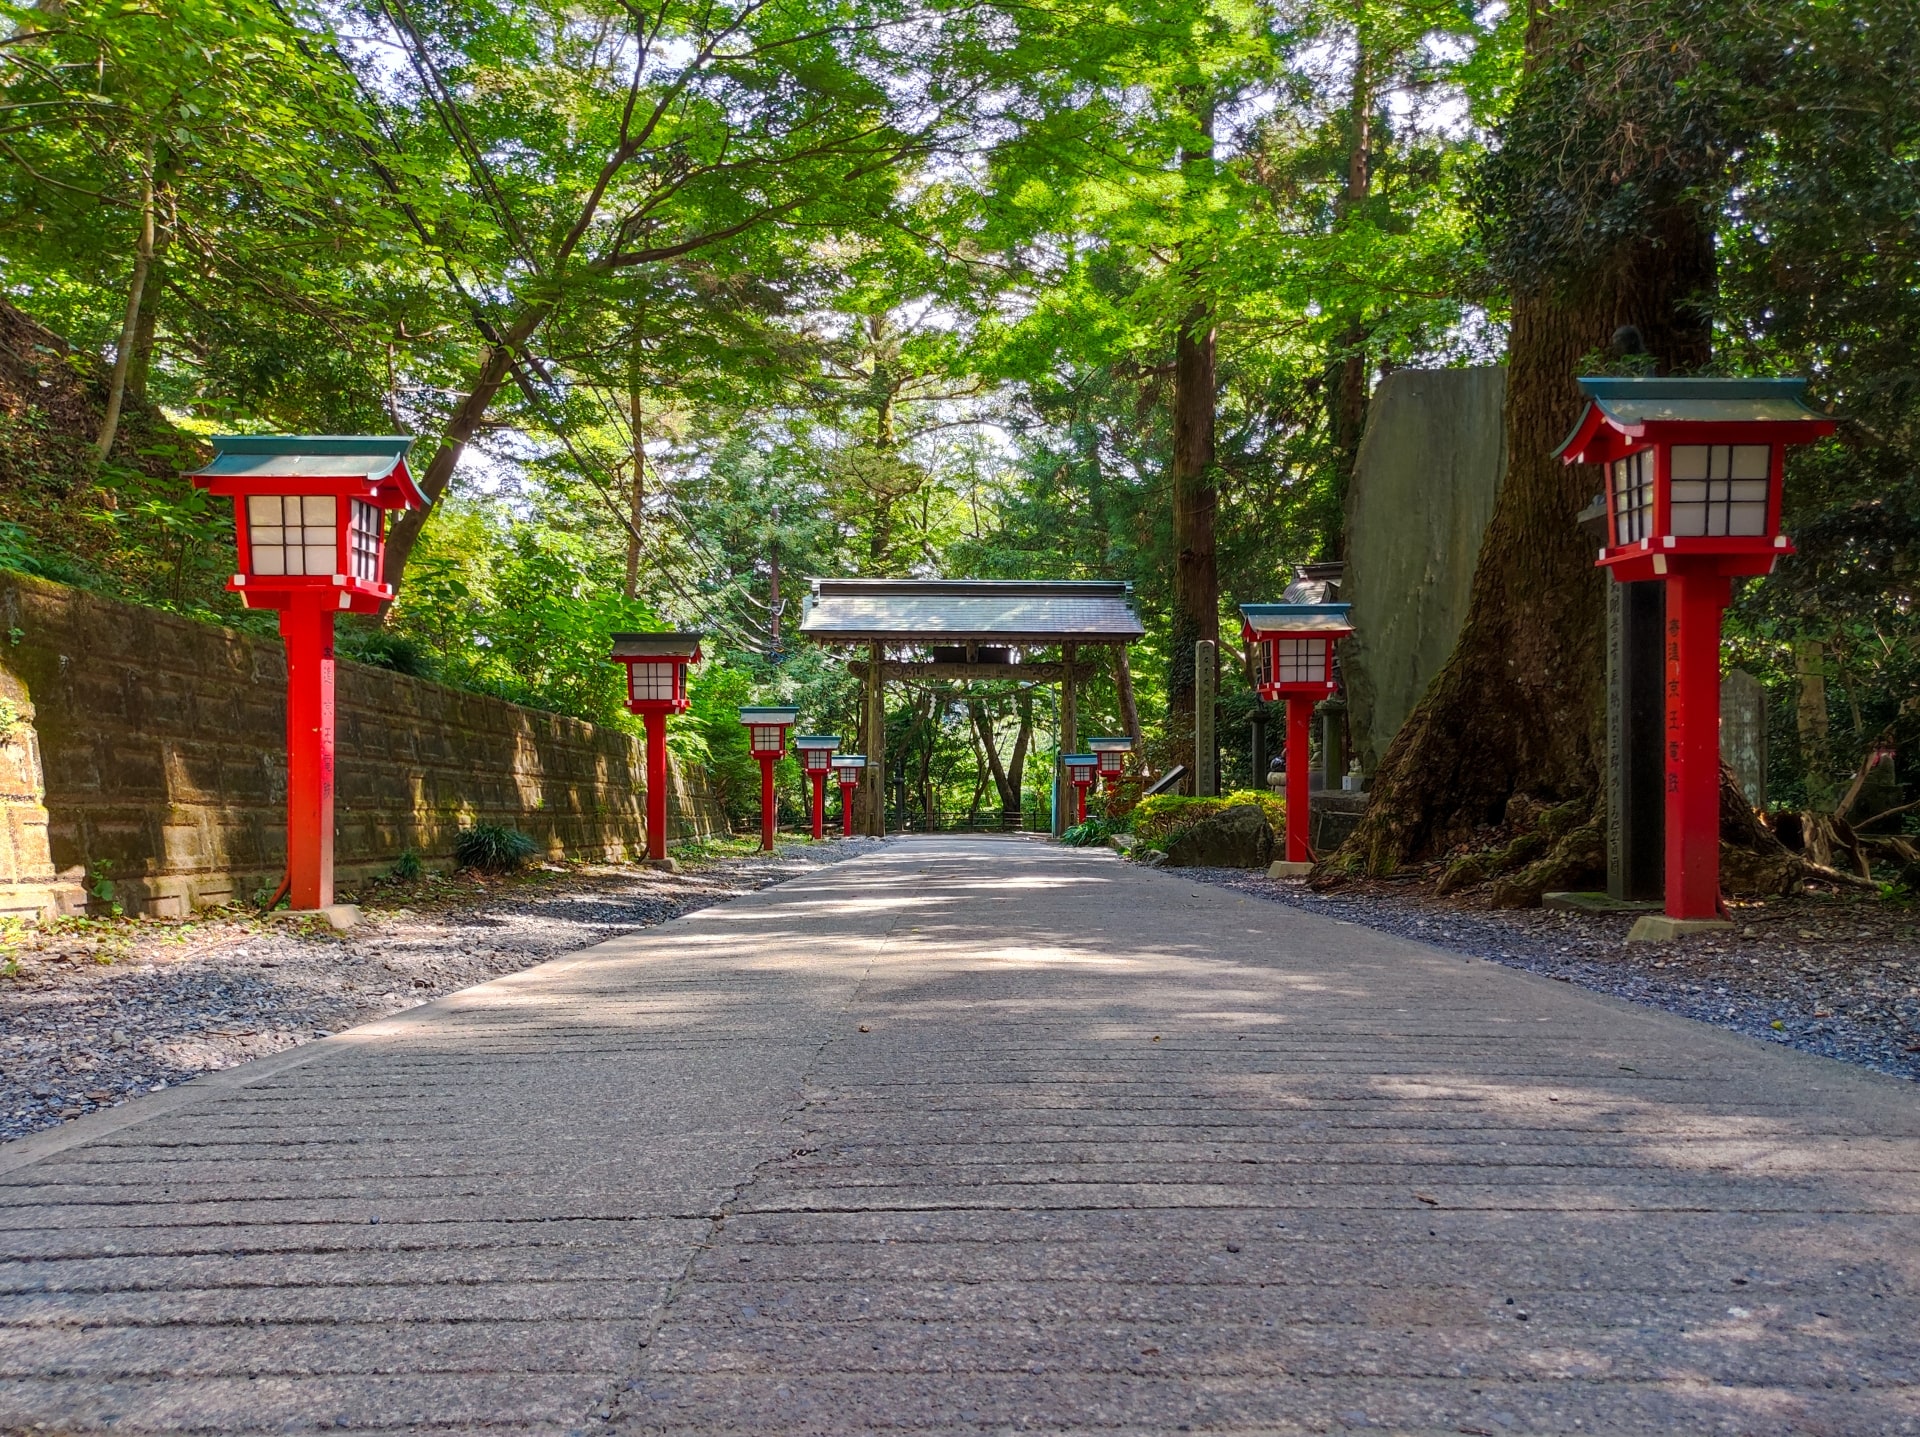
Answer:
[610, 632, 702, 865]
[1240, 601, 1353, 875]
[793, 735, 840, 840]
[1558, 377, 1835, 935]
[189, 435, 424, 918]
[739, 706, 799, 851]
[831, 754, 867, 838]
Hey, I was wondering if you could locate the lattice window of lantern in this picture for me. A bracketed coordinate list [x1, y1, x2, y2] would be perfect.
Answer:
[1670, 444, 1770, 537]
[803, 748, 832, 771]
[1610, 449, 1652, 545]
[247, 495, 337, 577]
[1274, 638, 1327, 686]
[628, 663, 678, 704]
[350, 500, 382, 582]
[751, 724, 783, 753]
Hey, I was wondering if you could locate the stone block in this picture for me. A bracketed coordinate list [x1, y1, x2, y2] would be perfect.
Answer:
[1163, 805, 1274, 868]
[1627, 914, 1735, 942]
[1341, 368, 1506, 776]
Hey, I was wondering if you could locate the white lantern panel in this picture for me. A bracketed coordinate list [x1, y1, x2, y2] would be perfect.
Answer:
[245, 494, 338, 577]
[1273, 637, 1328, 686]
[751, 724, 784, 752]
[628, 661, 679, 703]
[350, 500, 382, 581]
[1611, 449, 1653, 545]
[803, 748, 833, 770]
[1669, 444, 1772, 539]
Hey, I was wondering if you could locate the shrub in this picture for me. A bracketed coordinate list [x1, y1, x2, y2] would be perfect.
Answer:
[390, 848, 424, 881]
[1130, 790, 1286, 848]
[1060, 816, 1121, 847]
[453, 823, 538, 873]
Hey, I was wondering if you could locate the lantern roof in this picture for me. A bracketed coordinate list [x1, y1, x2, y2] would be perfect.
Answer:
[739, 706, 800, 725]
[832, 753, 868, 768]
[1239, 602, 1354, 639]
[189, 435, 426, 508]
[793, 734, 840, 750]
[1281, 563, 1342, 605]
[1062, 753, 1097, 767]
[1086, 735, 1134, 751]
[799, 578, 1143, 645]
[1557, 377, 1835, 464]
[610, 631, 702, 660]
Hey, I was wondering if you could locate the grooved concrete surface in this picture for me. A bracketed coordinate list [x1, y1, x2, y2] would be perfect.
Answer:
[3, 837, 1918, 1435]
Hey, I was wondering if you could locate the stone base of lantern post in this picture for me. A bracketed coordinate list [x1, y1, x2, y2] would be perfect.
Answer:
[1267, 860, 1313, 879]
[1627, 914, 1735, 943]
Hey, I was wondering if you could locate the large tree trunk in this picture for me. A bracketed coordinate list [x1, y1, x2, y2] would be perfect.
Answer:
[382, 304, 551, 595]
[1167, 94, 1218, 775]
[96, 154, 156, 460]
[1333, 211, 1714, 874]
[1327, 38, 1372, 555]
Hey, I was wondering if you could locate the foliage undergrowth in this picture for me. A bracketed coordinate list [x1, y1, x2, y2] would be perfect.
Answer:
[452, 824, 538, 874]
[1060, 816, 1122, 847]
[1130, 791, 1286, 849]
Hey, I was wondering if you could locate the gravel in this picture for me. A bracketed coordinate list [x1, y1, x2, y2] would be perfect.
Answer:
[1171, 864, 1920, 1084]
[0, 838, 888, 1145]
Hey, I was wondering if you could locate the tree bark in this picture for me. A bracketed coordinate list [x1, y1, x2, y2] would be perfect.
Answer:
[1168, 92, 1218, 760]
[381, 304, 550, 594]
[1113, 646, 1145, 761]
[1328, 37, 1373, 553]
[625, 312, 646, 600]
[96, 153, 155, 460]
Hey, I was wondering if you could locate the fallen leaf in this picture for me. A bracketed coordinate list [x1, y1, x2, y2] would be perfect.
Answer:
[857, 1024, 870, 1033]
[1415, 1192, 1440, 1206]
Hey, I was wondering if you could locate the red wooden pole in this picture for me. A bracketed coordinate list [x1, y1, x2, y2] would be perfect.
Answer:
[1664, 567, 1731, 920]
[279, 598, 336, 910]
[1074, 781, 1089, 825]
[810, 771, 827, 839]
[643, 710, 669, 862]
[759, 756, 777, 851]
[1285, 694, 1314, 864]
[840, 782, 856, 837]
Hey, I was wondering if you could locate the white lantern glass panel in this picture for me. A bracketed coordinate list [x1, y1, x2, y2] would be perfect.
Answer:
[1610, 449, 1653, 545]
[350, 500, 382, 581]
[1669, 444, 1770, 538]
[803, 748, 833, 771]
[628, 661, 679, 704]
[247, 494, 338, 577]
[1273, 637, 1328, 686]
[751, 724, 784, 753]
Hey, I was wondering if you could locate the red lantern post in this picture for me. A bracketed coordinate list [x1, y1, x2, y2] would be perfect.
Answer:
[1559, 377, 1835, 936]
[794, 736, 840, 839]
[1061, 754, 1097, 825]
[1241, 602, 1352, 875]
[740, 707, 799, 851]
[1088, 736, 1133, 793]
[832, 754, 866, 837]
[189, 436, 424, 917]
[611, 633, 702, 864]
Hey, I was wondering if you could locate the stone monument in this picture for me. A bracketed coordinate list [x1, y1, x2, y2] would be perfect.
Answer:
[1720, 668, 1768, 810]
[1340, 368, 1507, 776]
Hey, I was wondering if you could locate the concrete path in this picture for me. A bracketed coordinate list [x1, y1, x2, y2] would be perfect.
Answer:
[2, 837, 1917, 1435]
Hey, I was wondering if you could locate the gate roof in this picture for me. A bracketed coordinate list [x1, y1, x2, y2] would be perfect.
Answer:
[800, 579, 1143, 645]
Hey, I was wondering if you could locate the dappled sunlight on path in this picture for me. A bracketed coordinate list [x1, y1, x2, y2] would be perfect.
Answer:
[1, 836, 1916, 1434]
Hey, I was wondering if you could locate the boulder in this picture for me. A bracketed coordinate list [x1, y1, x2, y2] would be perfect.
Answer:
[1162, 804, 1275, 869]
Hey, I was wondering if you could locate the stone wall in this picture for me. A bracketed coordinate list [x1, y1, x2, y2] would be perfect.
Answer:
[0, 573, 727, 919]
[1341, 367, 1507, 775]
